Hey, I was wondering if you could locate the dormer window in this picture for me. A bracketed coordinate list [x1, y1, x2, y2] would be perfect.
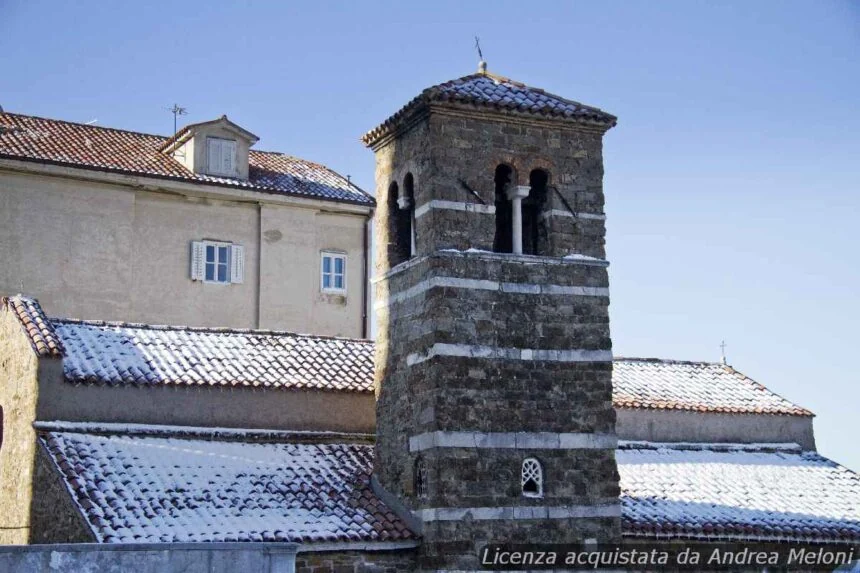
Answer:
[207, 137, 237, 177]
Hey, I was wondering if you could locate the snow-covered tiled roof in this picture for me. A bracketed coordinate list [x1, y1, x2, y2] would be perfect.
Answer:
[40, 426, 860, 545]
[619, 442, 860, 543]
[0, 112, 374, 206]
[613, 358, 811, 416]
[40, 427, 415, 544]
[6, 296, 811, 414]
[52, 318, 374, 391]
[362, 71, 616, 147]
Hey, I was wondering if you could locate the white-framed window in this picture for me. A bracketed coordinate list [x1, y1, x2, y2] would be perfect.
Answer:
[521, 457, 544, 498]
[206, 137, 237, 177]
[190, 241, 244, 284]
[321, 251, 347, 293]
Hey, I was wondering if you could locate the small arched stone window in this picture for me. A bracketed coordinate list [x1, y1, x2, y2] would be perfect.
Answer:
[521, 457, 543, 498]
[522, 169, 549, 255]
[414, 456, 428, 499]
[493, 164, 514, 253]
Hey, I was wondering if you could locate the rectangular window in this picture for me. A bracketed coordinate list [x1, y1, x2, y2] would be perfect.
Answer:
[321, 252, 347, 294]
[206, 137, 237, 177]
[191, 241, 244, 284]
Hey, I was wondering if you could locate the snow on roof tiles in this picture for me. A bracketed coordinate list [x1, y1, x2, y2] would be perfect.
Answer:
[613, 358, 811, 416]
[7, 296, 810, 413]
[619, 443, 860, 543]
[362, 72, 616, 146]
[53, 317, 373, 392]
[41, 429, 416, 544]
[0, 112, 374, 206]
[41, 427, 860, 545]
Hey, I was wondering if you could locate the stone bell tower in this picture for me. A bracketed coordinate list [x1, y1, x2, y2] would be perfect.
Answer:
[362, 66, 620, 571]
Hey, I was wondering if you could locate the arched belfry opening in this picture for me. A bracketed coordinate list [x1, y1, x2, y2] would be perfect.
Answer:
[493, 164, 514, 253]
[523, 169, 549, 255]
[402, 173, 416, 258]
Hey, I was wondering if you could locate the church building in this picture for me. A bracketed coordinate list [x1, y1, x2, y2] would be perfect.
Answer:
[0, 67, 857, 572]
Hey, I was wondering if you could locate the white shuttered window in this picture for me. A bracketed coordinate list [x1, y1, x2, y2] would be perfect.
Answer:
[190, 241, 244, 284]
[206, 137, 237, 177]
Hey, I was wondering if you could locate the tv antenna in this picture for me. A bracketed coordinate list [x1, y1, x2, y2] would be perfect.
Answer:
[165, 104, 188, 158]
[474, 36, 487, 73]
[167, 103, 188, 137]
[720, 340, 728, 365]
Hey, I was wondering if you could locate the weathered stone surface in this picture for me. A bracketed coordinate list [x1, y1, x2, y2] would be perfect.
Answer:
[29, 444, 95, 543]
[371, 99, 619, 570]
[295, 550, 417, 573]
[0, 307, 42, 544]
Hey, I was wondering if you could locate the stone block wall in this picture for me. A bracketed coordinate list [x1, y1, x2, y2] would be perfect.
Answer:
[295, 549, 417, 573]
[371, 108, 610, 270]
[374, 251, 620, 570]
[29, 442, 95, 543]
[0, 308, 42, 544]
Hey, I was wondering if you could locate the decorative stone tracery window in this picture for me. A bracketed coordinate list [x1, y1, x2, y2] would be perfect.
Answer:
[414, 456, 428, 499]
[521, 457, 543, 498]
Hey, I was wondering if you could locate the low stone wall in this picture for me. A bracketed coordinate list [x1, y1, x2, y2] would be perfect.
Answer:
[0, 542, 299, 573]
[295, 548, 417, 573]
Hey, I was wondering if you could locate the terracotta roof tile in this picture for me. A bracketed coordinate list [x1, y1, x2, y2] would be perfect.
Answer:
[613, 358, 812, 416]
[1, 295, 63, 357]
[363, 72, 617, 146]
[41, 427, 416, 543]
[0, 112, 374, 206]
[619, 442, 860, 543]
[5, 296, 812, 414]
[53, 318, 374, 392]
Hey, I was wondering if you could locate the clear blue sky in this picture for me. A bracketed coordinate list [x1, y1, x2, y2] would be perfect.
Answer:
[2, 1, 858, 470]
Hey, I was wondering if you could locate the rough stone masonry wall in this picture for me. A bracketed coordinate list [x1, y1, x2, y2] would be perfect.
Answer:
[0, 308, 43, 544]
[295, 549, 417, 573]
[420, 109, 608, 259]
[374, 251, 619, 570]
[371, 110, 609, 270]
[29, 441, 96, 543]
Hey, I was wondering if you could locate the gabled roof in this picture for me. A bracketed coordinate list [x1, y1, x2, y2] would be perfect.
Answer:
[4, 295, 811, 415]
[40, 425, 416, 544]
[362, 70, 617, 147]
[613, 358, 812, 416]
[619, 442, 860, 543]
[159, 115, 259, 155]
[0, 112, 374, 206]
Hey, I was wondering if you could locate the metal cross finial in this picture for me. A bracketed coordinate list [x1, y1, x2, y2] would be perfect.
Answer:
[720, 340, 728, 365]
[475, 36, 487, 73]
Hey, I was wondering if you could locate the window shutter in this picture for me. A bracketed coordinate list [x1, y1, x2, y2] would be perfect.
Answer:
[191, 241, 205, 280]
[230, 245, 245, 284]
[207, 139, 221, 173]
[224, 140, 237, 175]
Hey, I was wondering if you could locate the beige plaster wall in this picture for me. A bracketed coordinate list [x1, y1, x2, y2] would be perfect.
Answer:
[259, 205, 367, 336]
[0, 168, 368, 335]
[616, 407, 816, 450]
[0, 309, 44, 544]
[36, 375, 376, 434]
